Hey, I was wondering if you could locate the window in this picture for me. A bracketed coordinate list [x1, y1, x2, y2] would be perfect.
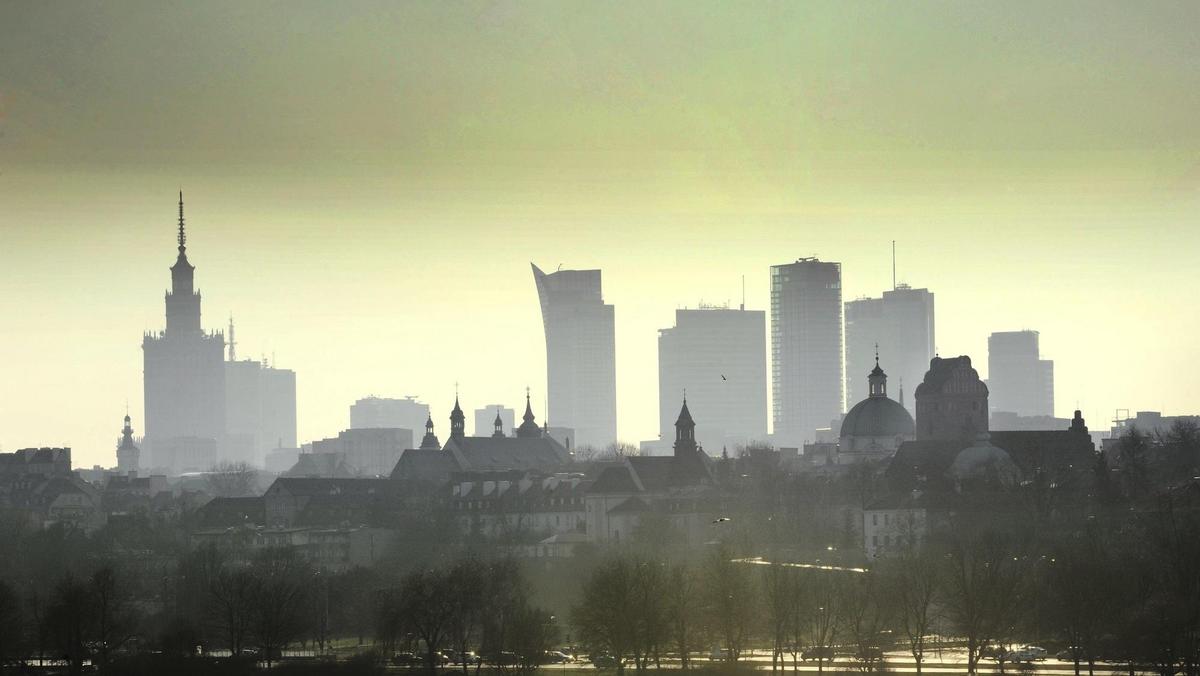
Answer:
[872, 514, 878, 526]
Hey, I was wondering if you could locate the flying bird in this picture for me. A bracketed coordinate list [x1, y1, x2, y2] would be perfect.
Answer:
[712, 517, 732, 524]
[721, 374, 727, 380]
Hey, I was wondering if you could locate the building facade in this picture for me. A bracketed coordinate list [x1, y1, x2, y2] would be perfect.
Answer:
[225, 357, 297, 467]
[142, 193, 226, 471]
[532, 263, 617, 449]
[987, 330, 1054, 418]
[657, 306, 767, 453]
[770, 258, 844, 446]
[914, 356, 989, 442]
[844, 284, 934, 414]
[349, 396, 429, 436]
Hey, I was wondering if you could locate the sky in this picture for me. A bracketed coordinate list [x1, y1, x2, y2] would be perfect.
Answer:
[1, 1, 1198, 467]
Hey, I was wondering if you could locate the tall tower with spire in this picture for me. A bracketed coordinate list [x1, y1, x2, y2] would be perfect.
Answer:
[142, 192, 227, 473]
[673, 397, 699, 457]
[116, 412, 140, 474]
[449, 396, 466, 441]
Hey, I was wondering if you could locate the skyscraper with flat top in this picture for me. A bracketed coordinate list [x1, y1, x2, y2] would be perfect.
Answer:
[532, 263, 616, 449]
[845, 284, 935, 414]
[988, 330, 1054, 417]
[658, 306, 767, 453]
[770, 258, 843, 446]
[142, 193, 226, 470]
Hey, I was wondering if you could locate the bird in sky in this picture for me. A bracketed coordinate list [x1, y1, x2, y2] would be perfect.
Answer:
[713, 517, 732, 524]
[721, 374, 727, 380]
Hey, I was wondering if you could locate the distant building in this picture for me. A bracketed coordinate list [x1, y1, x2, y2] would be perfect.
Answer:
[116, 414, 140, 474]
[447, 471, 589, 540]
[475, 405, 515, 438]
[838, 356, 915, 464]
[310, 427, 414, 477]
[914, 356, 989, 442]
[391, 395, 570, 486]
[225, 354, 297, 467]
[142, 193, 226, 470]
[844, 285, 934, 414]
[532, 263, 617, 449]
[988, 330, 1054, 418]
[264, 447, 301, 474]
[657, 306, 767, 453]
[0, 448, 72, 478]
[770, 258, 844, 446]
[350, 396, 429, 436]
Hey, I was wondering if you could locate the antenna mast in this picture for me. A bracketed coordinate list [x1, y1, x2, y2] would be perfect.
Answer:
[227, 315, 237, 362]
[892, 240, 896, 291]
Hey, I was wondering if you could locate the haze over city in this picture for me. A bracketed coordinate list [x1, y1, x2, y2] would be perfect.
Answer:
[2, 2, 1198, 465]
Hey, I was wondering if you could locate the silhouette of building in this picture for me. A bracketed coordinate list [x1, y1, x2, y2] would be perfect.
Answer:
[657, 306, 767, 454]
[225, 352, 297, 467]
[532, 263, 617, 449]
[838, 355, 915, 463]
[914, 356, 989, 442]
[988, 330, 1054, 418]
[390, 395, 570, 486]
[350, 396, 429, 436]
[770, 258, 844, 446]
[475, 405, 515, 438]
[116, 414, 140, 474]
[585, 398, 718, 544]
[844, 285, 934, 414]
[142, 193, 226, 471]
[309, 427, 415, 477]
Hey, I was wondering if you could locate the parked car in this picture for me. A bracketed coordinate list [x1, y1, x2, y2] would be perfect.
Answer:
[391, 652, 422, 667]
[591, 653, 621, 669]
[709, 647, 730, 661]
[491, 651, 520, 666]
[445, 650, 482, 665]
[803, 646, 836, 661]
[1056, 647, 1083, 661]
[1010, 646, 1048, 662]
[542, 651, 573, 664]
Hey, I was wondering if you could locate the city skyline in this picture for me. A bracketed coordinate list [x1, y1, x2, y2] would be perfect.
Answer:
[2, 2, 1199, 465]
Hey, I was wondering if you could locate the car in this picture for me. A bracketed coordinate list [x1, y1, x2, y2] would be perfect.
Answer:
[803, 647, 836, 661]
[445, 650, 482, 665]
[391, 652, 422, 667]
[858, 647, 884, 660]
[542, 651, 573, 664]
[591, 653, 621, 669]
[1009, 646, 1048, 663]
[491, 651, 520, 666]
[1056, 647, 1083, 661]
[710, 647, 730, 661]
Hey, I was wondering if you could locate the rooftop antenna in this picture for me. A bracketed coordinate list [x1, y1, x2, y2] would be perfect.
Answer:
[227, 314, 237, 362]
[891, 240, 896, 291]
[740, 275, 745, 311]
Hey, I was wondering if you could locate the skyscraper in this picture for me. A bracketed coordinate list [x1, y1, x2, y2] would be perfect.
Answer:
[350, 396, 429, 438]
[532, 263, 617, 449]
[657, 306, 767, 453]
[225, 356, 297, 466]
[988, 330, 1054, 417]
[770, 258, 843, 446]
[844, 284, 935, 413]
[142, 193, 226, 470]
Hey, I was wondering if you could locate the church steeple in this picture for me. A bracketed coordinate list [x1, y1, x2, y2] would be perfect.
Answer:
[419, 414, 441, 450]
[116, 412, 140, 474]
[673, 396, 698, 456]
[516, 388, 543, 438]
[165, 191, 202, 335]
[449, 395, 466, 440]
[868, 344, 888, 398]
[492, 409, 505, 438]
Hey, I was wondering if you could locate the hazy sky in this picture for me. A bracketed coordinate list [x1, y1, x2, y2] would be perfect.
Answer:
[1, 1, 1198, 467]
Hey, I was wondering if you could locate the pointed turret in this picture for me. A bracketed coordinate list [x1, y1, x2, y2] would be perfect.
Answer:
[492, 409, 505, 438]
[419, 414, 441, 450]
[116, 412, 140, 474]
[517, 389, 543, 438]
[673, 397, 698, 456]
[449, 396, 466, 440]
[868, 344, 888, 398]
[165, 191, 202, 335]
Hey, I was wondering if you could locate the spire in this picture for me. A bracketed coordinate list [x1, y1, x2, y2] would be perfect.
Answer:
[177, 190, 187, 253]
[673, 396, 697, 456]
[868, 351, 888, 398]
[517, 387, 543, 438]
[493, 409, 505, 438]
[449, 394, 465, 440]
[899, 377, 905, 408]
[419, 413, 441, 450]
[227, 314, 237, 361]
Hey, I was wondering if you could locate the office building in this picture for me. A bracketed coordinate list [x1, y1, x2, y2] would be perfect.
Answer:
[475, 405, 516, 437]
[532, 263, 617, 449]
[350, 396, 429, 438]
[770, 258, 843, 446]
[657, 305, 767, 453]
[844, 284, 934, 414]
[987, 330, 1054, 418]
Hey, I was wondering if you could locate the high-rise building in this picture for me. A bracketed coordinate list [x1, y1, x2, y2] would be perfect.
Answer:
[770, 258, 843, 446]
[142, 193, 226, 470]
[225, 356, 297, 466]
[987, 330, 1054, 417]
[532, 263, 617, 449]
[657, 306, 767, 453]
[475, 405, 515, 437]
[844, 284, 935, 414]
[349, 396, 429, 440]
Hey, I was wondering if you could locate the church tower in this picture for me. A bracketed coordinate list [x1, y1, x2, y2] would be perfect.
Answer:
[449, 396, 466, 441]
[516, 390, 543, 439]
[116, 413, 140, 474]
[673, 397, 699, 457]
[419, 414, 441, 450]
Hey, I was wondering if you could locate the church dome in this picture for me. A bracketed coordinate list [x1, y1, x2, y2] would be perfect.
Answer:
[840, 395, 914, 439]
[948, 434, 1021, 484]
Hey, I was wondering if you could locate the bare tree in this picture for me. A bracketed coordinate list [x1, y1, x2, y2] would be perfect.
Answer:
[762, 562, 797, 672]
[0, 579, 23, 667]
[941, 529, 1027, 676]
[209, 566, 257, 657]
[397, 568, 456, 676]
[804, 571, 842, 675]
[206, 461, 258, 498]
[573, 556, 639, 675]
[44, 574, 91, 676]
[665, 563, 702, 670]
[248, 548, 311, 667]
[90, 566, 137, 669]
[704, 544, 756, 663]
[842, 569, 891, 674]
[886, 550, 940, 675]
